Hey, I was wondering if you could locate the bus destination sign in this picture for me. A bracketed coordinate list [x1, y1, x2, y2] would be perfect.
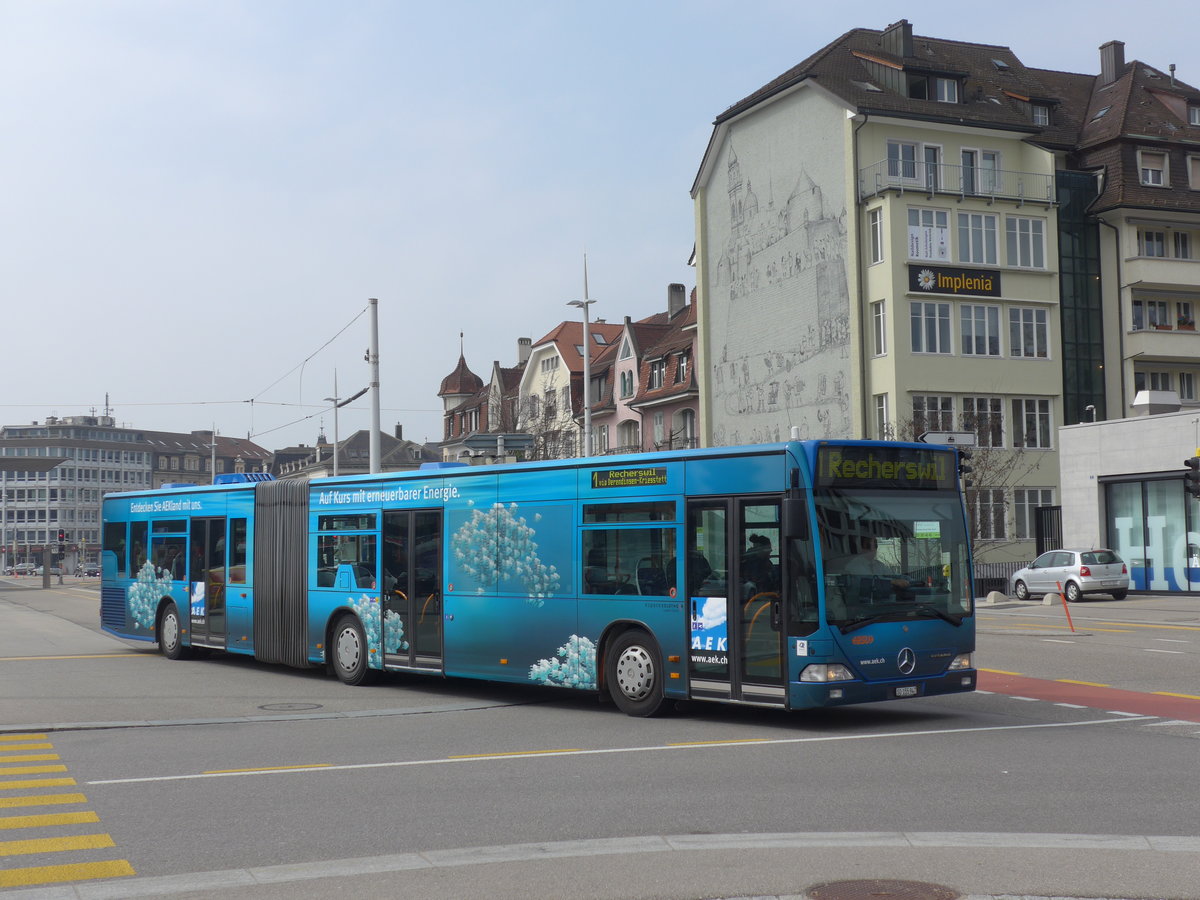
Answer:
[591, 467, 668, 489]
[816, 446, 956, 491]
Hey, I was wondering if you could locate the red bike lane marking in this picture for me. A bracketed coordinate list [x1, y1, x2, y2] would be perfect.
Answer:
[978, 670, 1200, 723]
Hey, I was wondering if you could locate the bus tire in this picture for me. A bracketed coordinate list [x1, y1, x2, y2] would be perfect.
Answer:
[159, 601, 186, 660]
[331, 614, 375, 686]
[605, 629, 667, 717]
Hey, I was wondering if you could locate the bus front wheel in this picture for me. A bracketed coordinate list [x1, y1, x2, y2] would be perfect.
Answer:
[331, 614, 375, 686]
[605, 629, 668, 717]
[159, 601, 186, 660]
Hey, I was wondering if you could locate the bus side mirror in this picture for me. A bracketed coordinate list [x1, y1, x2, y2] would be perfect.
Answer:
[782, 495, 808, 541]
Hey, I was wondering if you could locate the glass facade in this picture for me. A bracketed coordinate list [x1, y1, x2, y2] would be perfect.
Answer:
[1106, 477, 1200, 591]
[1056, 170, 1106, 425]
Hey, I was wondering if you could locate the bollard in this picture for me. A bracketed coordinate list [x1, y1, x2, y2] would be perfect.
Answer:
[1055, 580, 1077, 632]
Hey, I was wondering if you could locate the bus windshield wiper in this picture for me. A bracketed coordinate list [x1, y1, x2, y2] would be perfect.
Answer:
[838, 604, 963, 634]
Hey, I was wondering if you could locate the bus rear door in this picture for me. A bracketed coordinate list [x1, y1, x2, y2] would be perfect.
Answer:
[381, 509, 443, 671]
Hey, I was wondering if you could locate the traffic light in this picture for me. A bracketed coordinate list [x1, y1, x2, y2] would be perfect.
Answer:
[957, 448, 973, 487]
[1185, 457, 1200, 499]
[57, 528, 65, 543]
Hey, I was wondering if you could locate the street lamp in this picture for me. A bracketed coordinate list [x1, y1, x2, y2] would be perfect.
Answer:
[567, 297, 596, 457]
[324, 371, 342, 478]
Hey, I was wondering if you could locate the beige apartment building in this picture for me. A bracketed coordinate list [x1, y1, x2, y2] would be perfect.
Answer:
[691, 20, 1200, 566]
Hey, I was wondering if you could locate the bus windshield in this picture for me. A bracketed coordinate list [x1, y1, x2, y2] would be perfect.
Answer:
[815, 489, 972, 632]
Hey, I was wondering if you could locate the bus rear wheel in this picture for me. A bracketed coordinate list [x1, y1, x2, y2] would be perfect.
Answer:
[331, 614, 375, 686]
[605, 629, 668, 717]
[159, 601, 186, 660]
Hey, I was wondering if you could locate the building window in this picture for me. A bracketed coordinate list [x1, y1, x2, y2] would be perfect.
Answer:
[1006, 216, 1046, 268]
[961, 149, 1000, 194]
[592, 424, 608, 453]
[1189, 156, 1200, 190]
[957, 212, 998, 265]
[1174, 232, 1192, 260]
[1191, 106, 1200, 126]
[1138, 230, 1166, 257]
[1132, 298, 1169, 330]
[1032, 104, 1050, 126]
[1014, 488, 1054, 540]
[871, 300, 887, 356]
[619, 371, 633, 399]
[1177, 301, 1194, 329]
[887, 140, 918, 180]
[647, 360, 665, 390]
[874, 394, 890, 439]
[675, 351, 690, 384]
[1009, 307, 1049, 358]
[653, 412, 665, 445]
[1134, 371, 1172, 392]
[907, 208, 949, 260]
[868, 208, 884, 264]
[1138, 150, 1167, 187]
[910, 301, 952, 354]
[1012, 398, 1052, 449]
[1180, 373, 1196, 401]
[934, 77, 958, 103]
[962, 396, 1003, 448]
[912, 395, 954, 434]
[968, 488, 1006, 541]
[961, 304, 1001, 356]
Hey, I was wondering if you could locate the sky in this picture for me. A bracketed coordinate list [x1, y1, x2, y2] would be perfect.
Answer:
[2, 0, 1193, 452]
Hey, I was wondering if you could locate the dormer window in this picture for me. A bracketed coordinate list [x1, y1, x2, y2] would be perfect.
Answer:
[1190, 105, 1200, 126]
[934, 77, 958, 103]
[1032, 104, 1050, 126]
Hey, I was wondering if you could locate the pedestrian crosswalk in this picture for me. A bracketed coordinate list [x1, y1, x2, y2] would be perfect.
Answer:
[0, 733, 134, 890]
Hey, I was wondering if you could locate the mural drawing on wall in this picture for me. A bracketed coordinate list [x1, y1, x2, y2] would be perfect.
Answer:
[710, 142, 851, 446]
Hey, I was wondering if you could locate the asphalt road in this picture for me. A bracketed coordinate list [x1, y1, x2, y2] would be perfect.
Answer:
[1, 581, 1197, 900]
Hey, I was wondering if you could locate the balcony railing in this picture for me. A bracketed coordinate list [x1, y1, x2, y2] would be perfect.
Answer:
[859, 160, 1055, 206]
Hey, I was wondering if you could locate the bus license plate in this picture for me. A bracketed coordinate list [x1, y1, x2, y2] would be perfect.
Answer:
[893, 684, 921, 698]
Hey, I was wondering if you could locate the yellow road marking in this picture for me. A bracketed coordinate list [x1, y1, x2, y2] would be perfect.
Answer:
[0, 811, 99, 830]
[0, 765, 68, 776]
[0, 859, 134, 888]
[997, 622, 1133, 633]
[0, 833, 114, 857]
[980, 668, 1024, 676]
[668, 739, 772, 747]
[0, 744, 53, 752]
[1056, 679, 1111, 687]
[202, 764, 333, 775]
[448, 749, 583, 760]
[0, 794, 87, 810]
[0, 778, 76, 791]
[1153, 691, 1200, 700]
[0, 755, 59, 764]
[0, 735, 48, 743]
[1099, 621, 1200, 632]
[0, 654, 145, 662]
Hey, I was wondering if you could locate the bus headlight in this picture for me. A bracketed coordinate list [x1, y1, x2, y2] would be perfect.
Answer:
[947, 653, 973, 671]
[799, 664, 854, 683]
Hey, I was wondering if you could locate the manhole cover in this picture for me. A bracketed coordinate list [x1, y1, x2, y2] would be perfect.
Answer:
[808, 879, 960, 900]
[258, 703, 324, 711]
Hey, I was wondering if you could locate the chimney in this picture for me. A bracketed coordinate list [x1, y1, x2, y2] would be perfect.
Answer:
[668, 283, 686, 318]
[1099, 40, 1125, 86]
[517, 337, 531, 365]
[881, 19, 913, 59]
[394, 423, 403, 441]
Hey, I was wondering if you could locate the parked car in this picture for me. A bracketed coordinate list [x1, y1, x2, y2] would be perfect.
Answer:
[1010, 549, 1129, 602]
[33, 565, 64, 576]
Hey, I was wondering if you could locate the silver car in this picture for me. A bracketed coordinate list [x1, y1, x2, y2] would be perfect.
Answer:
[1010, 549, 1129, 602]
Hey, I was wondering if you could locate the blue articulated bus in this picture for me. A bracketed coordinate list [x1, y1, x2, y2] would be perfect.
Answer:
[100, 440, 975, 716]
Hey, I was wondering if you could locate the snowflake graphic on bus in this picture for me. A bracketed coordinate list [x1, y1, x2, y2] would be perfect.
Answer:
[348, 594, 408, 669]
[451, 501, 561, 606]
[529, 634, 597, 689]
[127, 560, 174, 630]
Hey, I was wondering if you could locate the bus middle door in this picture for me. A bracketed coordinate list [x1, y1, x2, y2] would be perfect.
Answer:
[686, 498, 784, 706]
[188, 516, 227, 649]
[381, 509, 443, 671]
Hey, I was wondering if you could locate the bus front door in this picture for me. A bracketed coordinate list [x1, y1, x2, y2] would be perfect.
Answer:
[686, 498, 784, 706]
[188, 517, 227, 648]
[381, 509, 443, 671]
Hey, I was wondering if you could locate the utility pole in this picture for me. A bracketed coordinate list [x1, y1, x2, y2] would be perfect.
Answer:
[369, 298, 381, 474]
